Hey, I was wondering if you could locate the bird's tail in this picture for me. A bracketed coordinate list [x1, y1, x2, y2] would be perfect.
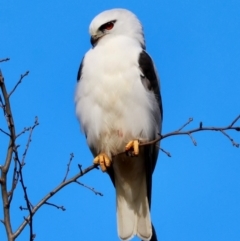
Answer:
[113, 155, 152, 241]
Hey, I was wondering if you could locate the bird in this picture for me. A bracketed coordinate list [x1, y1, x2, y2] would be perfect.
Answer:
[75, 8, 163, 241]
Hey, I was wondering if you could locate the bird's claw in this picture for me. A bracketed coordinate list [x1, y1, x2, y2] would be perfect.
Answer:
[125, 140, 139, 155]
[93, 153, 111, 172]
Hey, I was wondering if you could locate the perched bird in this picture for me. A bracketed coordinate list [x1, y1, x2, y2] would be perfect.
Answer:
[75, 8, 163, 241]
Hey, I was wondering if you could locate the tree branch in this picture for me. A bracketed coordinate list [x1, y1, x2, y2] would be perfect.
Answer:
[0, 70, 16, 240]
[0, 128, 10, 136]
[8, 71, 29, 99]
[1, 69, 37, 241]
[0, 58, 10, 63]
[62, 153, 74, 182]
[13, 163, 99, 239]
[44, 202, 66, 211]
[21, 117, 39, 165]
[75, 180, 103, 196]
[143, 115, 240, 147]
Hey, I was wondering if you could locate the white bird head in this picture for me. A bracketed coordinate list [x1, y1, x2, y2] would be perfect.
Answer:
[89, 8, 145, 48]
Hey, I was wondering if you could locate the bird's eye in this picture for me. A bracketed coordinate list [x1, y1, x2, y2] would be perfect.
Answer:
[104, 22, 114, 30]
[99, 21, 116, 32]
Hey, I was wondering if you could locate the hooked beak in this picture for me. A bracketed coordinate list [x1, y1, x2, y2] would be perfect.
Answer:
[90, 34, 103, 47]
[90, 36, 98, 46]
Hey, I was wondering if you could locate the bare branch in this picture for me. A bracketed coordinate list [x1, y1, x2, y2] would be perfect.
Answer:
[0, 70, 15, 240]
[14, 163, 98, 239]
[188, 132, 197, 146]
[1, 70, 38, 241]
[143, 115, 240, 148]
[220, 130, 239, 147]
[62, 153, 74, 182]
[44, 202, 66, 211]
[21, 117, 39, 165]
[0, 58, 10, 63]
[75, 180, 103, 196]
[230, 115, 240, 127]
[8, 160, 19, 205]
[0, 95, 4, 109]
[78, 164, 83, 174]
[14, 149, 34, 240]
[19, 206, 29, 211]
[0, 128, 10, 136]
[16, 127, 32, 139]
[8, 71, 29, 98]
[156, 145, 171, 157]
[177, 117, 193, 132]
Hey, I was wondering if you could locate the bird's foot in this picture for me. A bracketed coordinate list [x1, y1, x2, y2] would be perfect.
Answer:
[93, 153, 111, 172]
[125, 140, 139, 156]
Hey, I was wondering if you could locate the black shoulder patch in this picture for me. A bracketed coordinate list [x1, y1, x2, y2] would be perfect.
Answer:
[138, 51, 163, 119]
[77, 58, 84, 82]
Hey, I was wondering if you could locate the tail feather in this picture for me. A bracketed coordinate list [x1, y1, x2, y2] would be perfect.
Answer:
[113, 154, 152, 241]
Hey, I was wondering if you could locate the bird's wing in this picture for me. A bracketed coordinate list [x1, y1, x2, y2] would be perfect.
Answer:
[138, 50, 163, 208]
[139, 50, 163, 128]
[77, 57, 84, 82]
[139, 51, 162, 241]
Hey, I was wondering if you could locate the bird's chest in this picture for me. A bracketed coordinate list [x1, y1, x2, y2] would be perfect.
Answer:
[82, 46, 142, 120]
[76, 44, 152, 154]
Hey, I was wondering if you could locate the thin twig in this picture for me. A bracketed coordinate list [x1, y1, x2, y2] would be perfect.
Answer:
[188, 132, 197, 146]
[20, 206, 29, 211]
[21, 117, 39, 165]
[16, 127, 31, 139]
[0, 58, 10, 63]
[75, 180, 103, 196]
[156, 145, 171, 157]
[8, 161, 20, 205]
[177, 118, 193, 132]
[62, 153, 74, 182]
[220, 130, 239, 147]
[230, 115, 240, 127]
[14, 149, 34, 241]
[0, 95, 5, 111]
[0, 128, 10, 136]
[78, 164, 82, 172]
[8, 71, 29, 98]
[44, 202, 66, 211]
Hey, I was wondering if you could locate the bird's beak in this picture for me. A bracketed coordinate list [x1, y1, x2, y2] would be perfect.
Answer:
[90, 36, 98, 46]
[90, 34, 103, 47]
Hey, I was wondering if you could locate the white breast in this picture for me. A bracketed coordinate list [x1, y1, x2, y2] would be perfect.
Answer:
[75, 37, 159, 157]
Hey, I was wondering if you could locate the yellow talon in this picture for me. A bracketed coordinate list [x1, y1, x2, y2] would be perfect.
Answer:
[125, 140, 139, 155]
[93, 153, 111, 172]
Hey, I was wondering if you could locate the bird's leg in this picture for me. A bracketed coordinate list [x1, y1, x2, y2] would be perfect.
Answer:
[93, 153, 111, 172]
[125, 140, 139, 156]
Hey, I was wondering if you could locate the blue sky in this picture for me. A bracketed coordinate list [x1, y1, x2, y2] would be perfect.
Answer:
[0, 1, 240, 241]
